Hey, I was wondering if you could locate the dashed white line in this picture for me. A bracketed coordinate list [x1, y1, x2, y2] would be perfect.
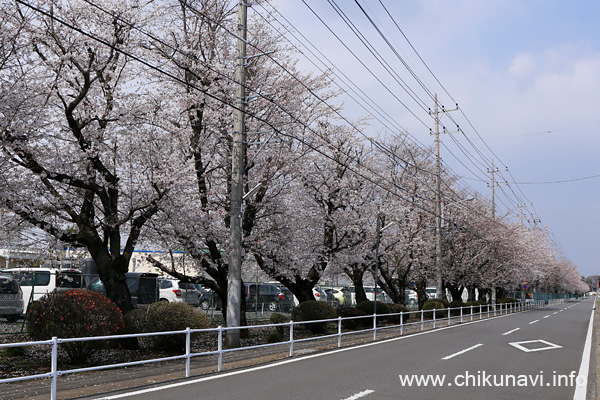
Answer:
[342, 390, 375, 400]
[543, 315, 550, 319]
[442, 344, 484, 360]
[553, 312, 559, 315]
[502, 328, 520, 336]
[529, 320, 540, 324]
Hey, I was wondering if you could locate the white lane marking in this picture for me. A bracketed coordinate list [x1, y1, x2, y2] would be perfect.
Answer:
[509, 339, 562, 353]
[442, 344, 484, 360]
[529, 320, 539, 324]
[342, 389, 375, 400]
[502, 328, 520, 336]
[543, 315, 550, 319]
[553, 312, 559, 315]
[573, 304, 596, 400]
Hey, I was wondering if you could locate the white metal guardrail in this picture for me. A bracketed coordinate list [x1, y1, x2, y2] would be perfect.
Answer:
[0, 299, 563, 400]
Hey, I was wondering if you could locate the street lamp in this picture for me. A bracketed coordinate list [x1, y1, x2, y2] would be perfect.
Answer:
[435, 197, 474, 300]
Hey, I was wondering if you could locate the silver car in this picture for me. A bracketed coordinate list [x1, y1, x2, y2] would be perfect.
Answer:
[0, 275, 24, 322]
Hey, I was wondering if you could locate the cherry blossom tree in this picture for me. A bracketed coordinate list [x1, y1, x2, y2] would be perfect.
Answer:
[0, 1, 169, 312]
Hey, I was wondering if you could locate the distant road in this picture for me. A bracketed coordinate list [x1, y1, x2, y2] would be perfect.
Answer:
[98, 298, 594, 400]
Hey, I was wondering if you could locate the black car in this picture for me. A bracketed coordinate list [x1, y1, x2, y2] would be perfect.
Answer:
[87, 272, 159, 307]
[196, 284, 222, 311]
[244, 283, 293, 312]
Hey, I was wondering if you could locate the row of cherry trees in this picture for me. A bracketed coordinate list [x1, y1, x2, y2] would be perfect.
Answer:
[0, 1, 587, 313]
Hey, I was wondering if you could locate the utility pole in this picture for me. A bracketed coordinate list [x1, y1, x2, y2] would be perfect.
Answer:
[430, 94, 458, 300]
[227, 0, 247, 349]
[374, 207, 381, 316]
[487, 160, 507, 305]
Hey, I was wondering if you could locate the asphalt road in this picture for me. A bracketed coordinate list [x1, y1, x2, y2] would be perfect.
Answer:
[97, 298, 594, 400]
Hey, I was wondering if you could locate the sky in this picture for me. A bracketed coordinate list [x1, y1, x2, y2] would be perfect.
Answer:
[264, 0, 600, 278]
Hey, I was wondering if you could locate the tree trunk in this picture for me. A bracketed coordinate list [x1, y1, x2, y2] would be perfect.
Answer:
[415, 278, 427, 309]
[88, 245, 133, 314]
[446, 283, 464, 303]
[344, 263, 368, 304]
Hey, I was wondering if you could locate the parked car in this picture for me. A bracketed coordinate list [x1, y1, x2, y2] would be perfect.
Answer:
[244, 283, 291, 312]
[159, 279, 200, 306]
[196, 285, 222, 311]
[87, 272, 159, 307]
[425, 287, 437, 300]
[364, 286, 392, 303]
[0, 275, 23, 322]
[347, 286, 357, 305]
[277, 285, 295, 312]
[320, 286, 352, 308]
[313, 287, 328, 301]
[1, 267, 84, 314]
[406, 289, 418, 306]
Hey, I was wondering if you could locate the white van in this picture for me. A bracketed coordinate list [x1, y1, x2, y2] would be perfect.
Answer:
[0, 267, 84, 314]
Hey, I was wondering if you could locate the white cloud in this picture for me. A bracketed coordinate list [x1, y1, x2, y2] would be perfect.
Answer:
[508, 53, 536, 79]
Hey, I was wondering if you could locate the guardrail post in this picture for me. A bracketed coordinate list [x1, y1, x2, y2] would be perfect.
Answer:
[289, 321, 294, 356]
[420, 309, 424, 331]
[338, 317, 342, 348]
[433, 308, 436, 329]
[460, 306, 463, 323]
[447, 307, 450, 326]
[217, 326, 223, 372]
[487, 304, 490, 318]
[373, 314, 377, 340]
[470, 305, 473, 321]
[185, 328, 191, 378]
[479, 305, 482, 320]
[51, 337, 58, 400]
[494, 303, 497, 317]
[400, 311, 404, 336]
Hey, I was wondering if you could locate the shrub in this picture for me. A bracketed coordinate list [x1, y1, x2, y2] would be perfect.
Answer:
[465, 301, 484, 315]
[449, 301, 467, 317]
[355, 301, 390, 315]
[337, 307, 368, 329]
[26, 289, 124, 363]
[267, 331, 284, 343]
[433, 297, 450, 308]
[291, 301, 336, 334]
[270, 313, 289, 336]
[386, 303, 409, 323]
[125, 302, 211, 351]
[2, 346, 25, 357]
[498, 297, 519, 304]
[422, 299, 448, 319]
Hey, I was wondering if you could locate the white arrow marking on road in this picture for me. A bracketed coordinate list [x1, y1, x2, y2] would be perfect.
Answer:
[502, 328, 520, 336]
[529, 320, 539, 324]
[442, 344, 483, 360]
[342, 389, 375, 400]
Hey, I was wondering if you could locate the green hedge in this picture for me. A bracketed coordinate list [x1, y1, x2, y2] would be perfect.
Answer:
[422, 299, 448, 319]
[125, 302, 210, 351]
[291, 301, 336, 334]
[337, 307, 368, 329]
